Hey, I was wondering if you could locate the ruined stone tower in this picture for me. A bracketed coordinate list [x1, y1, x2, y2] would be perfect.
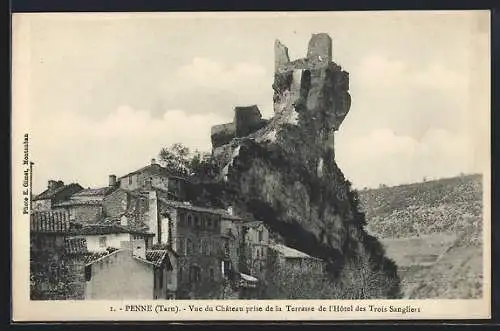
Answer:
[272, 33, 351, 161]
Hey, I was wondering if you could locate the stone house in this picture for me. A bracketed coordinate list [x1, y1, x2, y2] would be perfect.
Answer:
[82, 239, 174, 300]
[117, 159, 187, 201]
[268, 243, 325, 275]
[53, 199, 104, 224]
[32, 180, 83, 212]
[102, 188, 167, 246]
[219, 207, 245, 279]
[30, 210, 85, 300]
[159, 200, 235, 299]
[68, 222, 155, 252]
[52, 178, 118, 224]
[241, 220, 270, 277]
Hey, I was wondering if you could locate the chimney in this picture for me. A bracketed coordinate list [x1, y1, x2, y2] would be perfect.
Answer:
[48, 180, 63, 190]
[148, 191, 159, 245]
[132, 238, 146, 259]
[120, 215, 128, 227]
[48, 180, 56, 190]
[151, 158, 156, 165]
[109, 174, 117, 187]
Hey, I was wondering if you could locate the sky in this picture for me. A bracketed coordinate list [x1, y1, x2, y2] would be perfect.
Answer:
[13, 11, 490, 194]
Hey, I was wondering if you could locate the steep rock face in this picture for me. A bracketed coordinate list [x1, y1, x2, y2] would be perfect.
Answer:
[207, 34, 400, 298]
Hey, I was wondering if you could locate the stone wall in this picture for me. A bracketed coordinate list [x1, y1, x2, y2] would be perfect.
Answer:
[54, 204, 103, 224]
[211, 122, 236, 148]
[210, 106, 268, 149]
[102, 189, 129, 218]
[306, 33, 332, 62]
[30, 233, 66, 300]
[30, 233, 85, 300]
[102, 189, 151, 230]
[64, 254, 86, 300]
[234, 105, 266, 137]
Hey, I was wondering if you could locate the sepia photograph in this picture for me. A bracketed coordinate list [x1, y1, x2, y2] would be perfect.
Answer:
[11, 11, 491, 321]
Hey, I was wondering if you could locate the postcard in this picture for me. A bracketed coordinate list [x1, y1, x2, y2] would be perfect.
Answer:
[11, 10, 491, 321]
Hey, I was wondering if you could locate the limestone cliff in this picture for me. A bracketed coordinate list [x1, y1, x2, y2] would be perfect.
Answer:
[200, 33, 400, 298]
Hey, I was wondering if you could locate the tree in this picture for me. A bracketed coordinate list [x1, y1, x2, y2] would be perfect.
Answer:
[159, 143, 191, 177]
[158, 143, 219, 179]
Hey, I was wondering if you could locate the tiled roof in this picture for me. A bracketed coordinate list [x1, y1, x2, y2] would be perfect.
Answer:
[160, 199, 239, 219]
[215, 209, 243, 221]
[72, 187, 115, 197]
[53, 199, 103, 207]
[33, 183, 83, 201]
[83, 249, 118, 266]
[150, 243, 180, 257]
[119, 164, 181, 180]
[65, 237, 88, 254]
[30, 210, 70, 233]
[269, 244, 322, 261]
[84, 249, 171, 269]
[242, 220, 264, 228]
[145, 250, 171, 267]
[69, 224, 154, 236]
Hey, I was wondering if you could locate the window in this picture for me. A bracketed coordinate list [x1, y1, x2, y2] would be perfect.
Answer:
[69, 208, 76, 221]
[179, 267, 183, 282]
[99, 236, 107, 248]
[189, 265, 202, 282]
[200, 239, 207, 255]
[207, 218, 212, 229]
[209, 268, 215, 281]
[207, 239, 212, 255]
[178, 238, 186, 255]
[258, 230, 263, 242]
[186, 238, 193, 255]
[186, 214, 193, 227]
[85, 265, 92, 281]
[194, 215, 201, 228]
[222, 260, 232, 277]
[179, 212, 185, 227]
[128, 176, 132, 185]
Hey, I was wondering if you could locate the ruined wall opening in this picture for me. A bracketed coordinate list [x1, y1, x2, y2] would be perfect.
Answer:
[299, 70, 311, 101]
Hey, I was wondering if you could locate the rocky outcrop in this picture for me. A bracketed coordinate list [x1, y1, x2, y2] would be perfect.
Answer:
[203, 33, 400, 298]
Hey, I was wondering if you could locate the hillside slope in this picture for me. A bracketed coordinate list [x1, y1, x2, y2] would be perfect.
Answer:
[358, 174, 484, 299]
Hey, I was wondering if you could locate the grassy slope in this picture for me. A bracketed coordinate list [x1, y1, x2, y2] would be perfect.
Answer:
[358, 174, 484, 299]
